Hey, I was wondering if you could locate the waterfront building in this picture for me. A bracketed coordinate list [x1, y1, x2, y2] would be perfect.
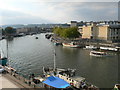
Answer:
[78, 22, 98, 39]
[16, 28, 28, 34]
[97, 24, 120, 41]
[78, 21, 120, 42]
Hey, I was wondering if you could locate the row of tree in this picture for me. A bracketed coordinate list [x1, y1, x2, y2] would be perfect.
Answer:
[53, 27, 81, 39]
[2, 26, 81, 39]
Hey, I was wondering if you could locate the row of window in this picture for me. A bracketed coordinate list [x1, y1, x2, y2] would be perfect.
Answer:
[109, 29, 120, 35]
[110, 36, 119, 40]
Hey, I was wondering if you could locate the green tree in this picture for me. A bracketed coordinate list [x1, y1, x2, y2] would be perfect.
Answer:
[53, 27, 63, 36]
[4, 27, 16, 36]
[2, 29, 5, 35]
[53, 27, 81, 39]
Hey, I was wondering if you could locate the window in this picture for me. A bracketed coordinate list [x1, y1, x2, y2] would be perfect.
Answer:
[91, 27, 93, 31]
[116, 29, 119, 35]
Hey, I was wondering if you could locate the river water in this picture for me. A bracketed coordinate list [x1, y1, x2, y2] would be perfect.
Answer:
[0, 33, 119, 88]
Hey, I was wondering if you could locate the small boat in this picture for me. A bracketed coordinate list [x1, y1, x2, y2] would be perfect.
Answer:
[86, 45, 97, 50]
[90, 50, 107, 57]
[0, 50, 7, 66]
[45, 34, 52, 39]
[62, 42, 81, 48]
[100, 46, 119, 52]
[35, 37, 38, 39]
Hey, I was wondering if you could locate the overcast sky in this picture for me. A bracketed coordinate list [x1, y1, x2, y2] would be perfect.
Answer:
[0, 0, 120, 25]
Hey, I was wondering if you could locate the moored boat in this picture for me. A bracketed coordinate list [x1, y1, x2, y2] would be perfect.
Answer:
[86, 45, 97, 50]
[35, 37, 38, 39]
[0, 50, 7, 66]
[62, 42, 81, 48]
[90, 50, 107, 57]
[100, 46, 120, 52]
[45, 34, 52, 39]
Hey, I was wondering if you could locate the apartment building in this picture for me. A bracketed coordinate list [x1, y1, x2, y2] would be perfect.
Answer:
[78, 22, 120, 41]
[78, 23, 98, 39]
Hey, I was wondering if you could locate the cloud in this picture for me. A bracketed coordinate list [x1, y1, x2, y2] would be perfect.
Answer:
[0, 0, 118, 25]
[1, 9, 52, 25]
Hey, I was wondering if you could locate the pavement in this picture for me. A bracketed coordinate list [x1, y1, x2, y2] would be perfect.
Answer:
[0, 73, 33, 89]
[0, 74, 19, 89]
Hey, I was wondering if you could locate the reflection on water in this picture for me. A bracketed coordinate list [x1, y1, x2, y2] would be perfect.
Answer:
[0, 33, 119, 88]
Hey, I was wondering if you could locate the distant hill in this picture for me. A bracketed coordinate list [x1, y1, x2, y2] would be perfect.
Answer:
[1, 24, 70, 29]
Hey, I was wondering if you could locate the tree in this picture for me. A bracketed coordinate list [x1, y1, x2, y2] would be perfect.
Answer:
[53, 27, 81, 39]
[4, 27, 16, 36]
[53, 27, 63, 36]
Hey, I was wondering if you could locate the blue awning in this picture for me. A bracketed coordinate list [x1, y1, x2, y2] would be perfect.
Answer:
[43, 76, 70, 88]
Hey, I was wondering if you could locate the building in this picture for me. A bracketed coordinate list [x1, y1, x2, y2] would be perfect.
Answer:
[78, 21, 120, 42]
[70, 21, 78, 27]
[16, 28, 28, 34]
[78, 22, 98, 39]
[98, 24, 120, 41]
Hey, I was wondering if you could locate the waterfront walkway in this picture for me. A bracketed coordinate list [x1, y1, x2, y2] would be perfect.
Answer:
[0, 74, 18, 88]
[0, 73, 33, 89]
[0, 65, 43, 89]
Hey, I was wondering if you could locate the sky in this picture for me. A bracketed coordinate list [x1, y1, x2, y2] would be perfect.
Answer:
[0, 0, 120, 25]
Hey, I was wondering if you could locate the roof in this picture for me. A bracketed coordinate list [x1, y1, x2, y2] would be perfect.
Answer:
[109, 25, 120, 29]
[43, 76, 70, 88]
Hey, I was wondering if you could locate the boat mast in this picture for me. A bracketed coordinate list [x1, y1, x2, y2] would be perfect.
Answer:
[6, 40, 8, 58]
[6, 39, 8, 59]
[53, 50, 56, 71]
[6, 36, 9, 66]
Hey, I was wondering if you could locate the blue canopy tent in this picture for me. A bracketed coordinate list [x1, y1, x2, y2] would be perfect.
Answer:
[43, 76, 70, 88]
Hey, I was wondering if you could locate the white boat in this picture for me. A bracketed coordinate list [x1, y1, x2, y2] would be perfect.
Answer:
[86, 45, 97, 49]
[100, 47, 119, 52]
[62, 42, 81, 48]
[90, 51, 107, 57]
